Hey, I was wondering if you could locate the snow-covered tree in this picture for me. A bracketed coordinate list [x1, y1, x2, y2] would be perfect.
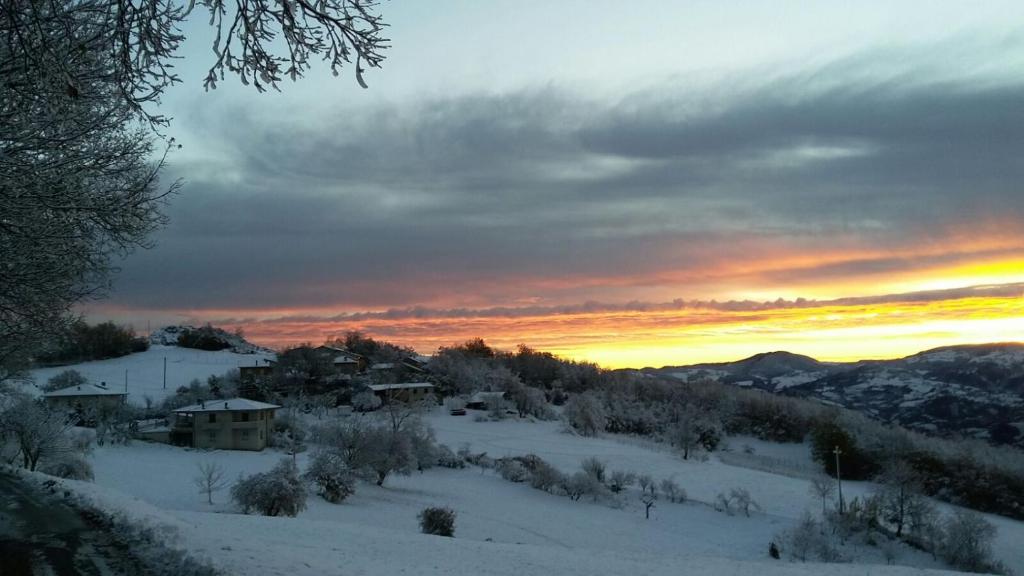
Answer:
[304, 450, 357, 503]
[0, 397, 73, 470]
[44, 370, 89, 392]
[941, 510, 998, 573]
[352, 391, 382, 412]
[564, 393, 606, 436]
[232, 459, 307, 517]
[659, 478, 686, 503]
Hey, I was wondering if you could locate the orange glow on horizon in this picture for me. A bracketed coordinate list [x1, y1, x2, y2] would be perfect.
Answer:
[207, 293, 1023, 369]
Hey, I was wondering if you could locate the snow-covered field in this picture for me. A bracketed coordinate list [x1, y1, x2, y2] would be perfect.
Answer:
[21, 349, 1024, 575]
[70, 409, 1023, 576]
[28, 345, 273, 405]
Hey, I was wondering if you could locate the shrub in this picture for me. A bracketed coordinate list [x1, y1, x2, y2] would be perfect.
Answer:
[660, 478, 686, 503]
[562, 470, 606, 502]
[305, 451, 357, 504]
[39, 454, 94, 481]
[527, 460, 563, 492]
[418, 507, 456, 537]
[495, 458, 529, 483]
[606, 470, 637, 493]
[581, 457, 606, 483]
[941, 510, 1000, 573]
[232, 459, 307, 517]
[436, 444, 466, 469]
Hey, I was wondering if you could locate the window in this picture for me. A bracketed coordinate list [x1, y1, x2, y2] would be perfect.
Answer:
[208, 413, 216, 423]
[232, 411, 251, 423]
[207, 431, 217, 442]
[241, 430, 250, 440]
[242, 412, 250, 422]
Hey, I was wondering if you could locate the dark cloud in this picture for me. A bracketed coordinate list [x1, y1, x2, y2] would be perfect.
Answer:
[109, 48, 1024, 312]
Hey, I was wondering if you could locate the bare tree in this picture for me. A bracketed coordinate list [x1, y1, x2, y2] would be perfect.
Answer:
[810, 474, 836, 517]
[1, 0, 388, 357]
[194, 460, 229, 505]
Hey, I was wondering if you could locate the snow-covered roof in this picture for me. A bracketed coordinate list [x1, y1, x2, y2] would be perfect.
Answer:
[368, 382, 435, 392]
[333, 355, 359, 364]
[173, 398, 281, 413]
[44, 383, 127, 397]
[369, 363, 395, 370]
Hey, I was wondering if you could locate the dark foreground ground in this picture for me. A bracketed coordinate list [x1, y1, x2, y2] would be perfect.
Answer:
[0, 472, 145, 575]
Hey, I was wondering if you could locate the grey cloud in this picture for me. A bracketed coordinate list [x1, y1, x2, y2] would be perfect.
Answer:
[109, 44, 1024, 312]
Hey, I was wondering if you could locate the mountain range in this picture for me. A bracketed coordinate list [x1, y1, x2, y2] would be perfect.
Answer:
[645, 343, 1024, 448]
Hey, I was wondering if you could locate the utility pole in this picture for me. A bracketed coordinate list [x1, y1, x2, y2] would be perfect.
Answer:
[163, 356, 167, 389]
[124, 369, 129, 395]
[833, 446, 845, 515]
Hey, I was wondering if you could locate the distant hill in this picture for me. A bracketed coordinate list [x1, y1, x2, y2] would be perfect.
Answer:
[149, 325, 271, 355]
[646, 343, 1024, 448]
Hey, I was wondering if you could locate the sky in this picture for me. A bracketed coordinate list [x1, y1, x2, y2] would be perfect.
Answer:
[86, 1, 1024, 368]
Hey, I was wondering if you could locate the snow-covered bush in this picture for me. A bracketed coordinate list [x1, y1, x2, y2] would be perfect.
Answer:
[659, 478, 686, 503]
[581, 457, 606, 483]
[527, 459, 563, 492]
[418, 506, 456, 537]
[352, 390, 382, 412]
[305, 450, 357, 503]
[39, 453, 94, 481]
[495, 458, 529, 483]
[637, 473, 653, 494]
[436, 444, 466, 469]
[562, 470, 606, 502]
[606, 470, 637, 493]
[232, 458, 307, 517]
[941, 510, 1002, 573]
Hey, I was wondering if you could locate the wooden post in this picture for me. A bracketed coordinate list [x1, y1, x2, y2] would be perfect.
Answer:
[833, 446, 845, 515]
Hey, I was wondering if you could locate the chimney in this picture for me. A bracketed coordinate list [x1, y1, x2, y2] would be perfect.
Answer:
[200, 400, 205, 409]
[224, 402, 229, 409]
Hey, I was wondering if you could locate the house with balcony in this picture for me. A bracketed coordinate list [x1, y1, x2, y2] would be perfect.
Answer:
[172, 398, 280, 451]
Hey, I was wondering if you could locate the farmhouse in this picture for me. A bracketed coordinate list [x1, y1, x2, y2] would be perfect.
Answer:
[172, 398, 280, 451]
[368, 382, 436, 404]
[43, 382, 127, 412]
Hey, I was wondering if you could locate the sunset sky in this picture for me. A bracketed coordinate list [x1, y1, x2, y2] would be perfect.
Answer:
[87, 1, 1024, 368]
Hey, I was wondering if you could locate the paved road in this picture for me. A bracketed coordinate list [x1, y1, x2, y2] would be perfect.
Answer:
[0, 472, 145, 575]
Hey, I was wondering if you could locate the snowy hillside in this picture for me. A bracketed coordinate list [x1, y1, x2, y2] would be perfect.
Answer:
[149, 325, 272, 354]
[28, 345, 275, 404]
[649, 344, 1024, 447]
[46, 407, 1018, 576]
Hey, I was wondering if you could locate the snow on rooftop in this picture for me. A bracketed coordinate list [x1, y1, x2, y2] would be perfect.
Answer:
[368, 382, 435, 392]
[173, 398, 281, 413]
[369, 362, 395, 370]
[43, 382, 127, 397]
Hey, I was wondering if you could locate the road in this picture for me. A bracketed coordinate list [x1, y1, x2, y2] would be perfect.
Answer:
[0, 472, 145, 575]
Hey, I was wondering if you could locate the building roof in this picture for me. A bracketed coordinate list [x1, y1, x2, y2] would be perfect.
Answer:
[368, 382, 435, 392]
[315, 345, 363, 364]
[369, 362, 395, 370]
[173, 398, 281, 413]
[43, 383, 127, 398]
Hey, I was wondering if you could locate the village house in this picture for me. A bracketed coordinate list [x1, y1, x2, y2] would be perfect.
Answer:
[171, 398, 280, 451]
[315, 345, 366, 374]
[43, 382, 127, 413]
[368, 382, 436, 404]
[239, 358, 276, 382]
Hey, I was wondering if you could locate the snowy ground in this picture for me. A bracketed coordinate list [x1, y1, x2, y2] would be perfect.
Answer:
[73, 408, 1024, 576]
[28, 345, 273, 405]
